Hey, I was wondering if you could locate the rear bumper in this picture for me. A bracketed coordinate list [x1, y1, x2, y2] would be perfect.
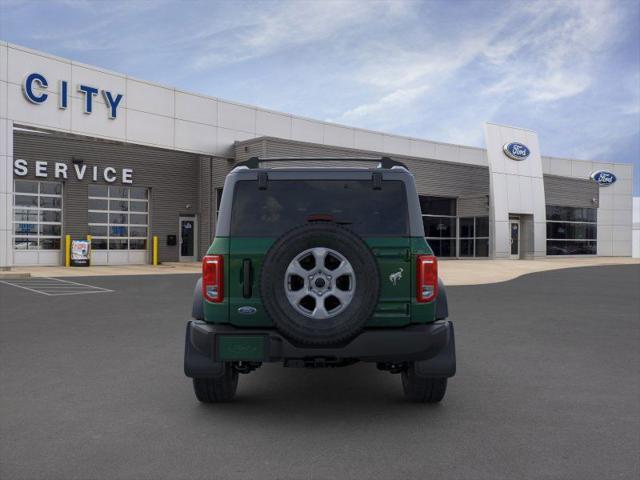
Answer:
[184, 320, 456, 377]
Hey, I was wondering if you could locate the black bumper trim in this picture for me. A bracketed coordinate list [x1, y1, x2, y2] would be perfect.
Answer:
[187, 320, 454, 364]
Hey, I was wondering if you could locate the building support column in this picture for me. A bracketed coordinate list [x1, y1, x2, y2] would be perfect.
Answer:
[0, 119, 13, 270]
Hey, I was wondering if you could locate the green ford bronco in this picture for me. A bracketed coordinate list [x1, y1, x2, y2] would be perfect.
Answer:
[185, 157, 456, 403]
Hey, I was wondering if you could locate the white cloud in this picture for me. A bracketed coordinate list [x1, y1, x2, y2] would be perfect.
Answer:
[334, 84, 429, 123]
[332, 0, 626, 138]
[483, 0, 620, 102]
[190, 0, 410, 70]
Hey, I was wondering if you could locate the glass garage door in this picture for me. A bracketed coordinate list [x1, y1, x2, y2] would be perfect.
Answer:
[13, 180, 63, 265]
[88, 185, 149, 265]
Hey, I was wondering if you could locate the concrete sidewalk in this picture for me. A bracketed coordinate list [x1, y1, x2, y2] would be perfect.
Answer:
[3, 262, 200, 279]
[438, 257, 639, 285]
[2, 257, 638, 285]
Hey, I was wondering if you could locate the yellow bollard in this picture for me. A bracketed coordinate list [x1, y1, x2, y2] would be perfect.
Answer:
[65, 234, 71, 267]
[153, 236, 158, 266]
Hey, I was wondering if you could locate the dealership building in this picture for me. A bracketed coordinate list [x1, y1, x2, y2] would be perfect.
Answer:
[0, 41, 636, 267]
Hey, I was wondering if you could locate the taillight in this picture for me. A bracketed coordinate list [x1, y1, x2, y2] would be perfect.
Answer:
[416, 255, 438, 303]
[202, 255, 224, 303]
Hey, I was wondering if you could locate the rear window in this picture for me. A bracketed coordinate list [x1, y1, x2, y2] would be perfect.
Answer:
[230, 180, 409, 236]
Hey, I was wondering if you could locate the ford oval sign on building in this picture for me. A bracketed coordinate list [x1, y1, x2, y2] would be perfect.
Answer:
[503, 142, 530, 161]
[590, 170, 617, 186]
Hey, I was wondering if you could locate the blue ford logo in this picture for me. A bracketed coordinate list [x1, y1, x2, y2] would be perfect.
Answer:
[590, 170, 617, 186]
[503, 142, 530, 161]
[237, 306, 257, 315]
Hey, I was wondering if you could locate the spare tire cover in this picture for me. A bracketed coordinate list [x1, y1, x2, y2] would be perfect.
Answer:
[260, 223, 380, 346]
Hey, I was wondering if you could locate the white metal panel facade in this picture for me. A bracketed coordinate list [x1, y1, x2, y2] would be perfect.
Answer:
[484, 123, 546, 259]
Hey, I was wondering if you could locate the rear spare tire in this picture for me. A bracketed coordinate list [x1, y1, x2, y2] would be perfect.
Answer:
[260, 223, 380, 346]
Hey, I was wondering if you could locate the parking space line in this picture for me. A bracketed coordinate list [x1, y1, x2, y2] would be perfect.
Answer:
[0, 277, 113, 296]
[0, 282, 57, 296]
[43, 277, 113, 291]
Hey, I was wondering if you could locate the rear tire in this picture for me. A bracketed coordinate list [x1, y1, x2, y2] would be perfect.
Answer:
[401, 364, 447, 403]
[192, 363, 239, 403]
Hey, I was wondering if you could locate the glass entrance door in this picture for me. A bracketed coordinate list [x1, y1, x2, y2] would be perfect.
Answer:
[510, 220, 520, 259]
[179, 217, 196, 262]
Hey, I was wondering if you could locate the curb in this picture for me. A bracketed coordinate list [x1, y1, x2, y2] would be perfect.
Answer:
[0, 272, 31, 280]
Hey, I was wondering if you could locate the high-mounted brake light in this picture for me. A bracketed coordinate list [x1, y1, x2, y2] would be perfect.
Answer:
[202, 255, 224, 303]
[416, 255, 438, 303]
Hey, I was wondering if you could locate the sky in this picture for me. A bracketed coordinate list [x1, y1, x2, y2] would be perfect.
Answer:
[1, 0, 639, 193]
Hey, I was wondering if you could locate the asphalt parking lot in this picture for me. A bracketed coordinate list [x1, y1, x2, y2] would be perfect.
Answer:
[1, 265, 639, 480]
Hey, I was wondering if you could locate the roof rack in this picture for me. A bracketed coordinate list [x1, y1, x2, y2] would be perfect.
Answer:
[236, 156, 408, 170]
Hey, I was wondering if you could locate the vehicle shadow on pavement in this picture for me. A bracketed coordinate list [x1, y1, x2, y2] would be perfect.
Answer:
[185, 363, 453, 426]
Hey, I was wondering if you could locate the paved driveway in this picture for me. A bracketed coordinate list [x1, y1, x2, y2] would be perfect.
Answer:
[1, 265, 638, 480]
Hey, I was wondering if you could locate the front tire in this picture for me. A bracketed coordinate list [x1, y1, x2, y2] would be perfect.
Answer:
[401, 364, 448, 403]
[192, 363, 239, 403]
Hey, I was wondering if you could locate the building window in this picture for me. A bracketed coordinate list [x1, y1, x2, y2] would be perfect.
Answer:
[420, 196, 457, 257]
[88, 185, 149, 251]
[459, 216, 490, 257]
[13, 180, 63, 250]
[546, 205, 597, 255]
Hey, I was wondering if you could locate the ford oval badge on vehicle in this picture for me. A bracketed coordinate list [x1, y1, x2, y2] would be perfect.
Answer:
[590, 170, 617, 186]
[238, 306, 257, 315]
[503, 142, 530, 161]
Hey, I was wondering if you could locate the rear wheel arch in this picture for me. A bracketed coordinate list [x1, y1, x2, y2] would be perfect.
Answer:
[192, 277, 204, 320]
[435, 277, 448, 320]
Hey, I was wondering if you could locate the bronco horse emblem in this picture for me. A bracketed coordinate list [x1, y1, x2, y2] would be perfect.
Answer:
[389, 268, 403, 286]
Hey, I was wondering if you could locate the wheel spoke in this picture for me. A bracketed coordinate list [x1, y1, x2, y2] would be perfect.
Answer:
[331, 260, 353, 278]
[331, 289, 353, 305]
[288, 287, 309, 303]
[286, 260, 309, 279]
[311, 247, 328, 271]
[311, 301, 330, 319]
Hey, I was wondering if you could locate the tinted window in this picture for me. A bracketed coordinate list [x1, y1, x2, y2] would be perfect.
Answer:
[459, 239, 474, 257]
[547, 240, 596, 255]
[40, 224, 61, 236]
[546, 205, 596, 222]
[419, 196, 456, 216]
[40, 182, 62, 195]
[475, 238, 489, 257]
[40, 238, 61, 250]
[423, 217, 456, 238]
[110, 186, 129, 199]
[428, 239, 455, 257]
[40, 197, 61, 208]
[14, 209, 39, 222]
[547, 222, 597, 240]
[15, 195, 38, 207]
[88, 198, 108, 210]
[476, 217, 489, 237]
[230, 180, 409, 236]
[15, 181, 38, 194]
[88, 185, 108, 197]
[459, 217, 474, 238]
[41, 211, 61, 222]
[89, 225, 108, 237]
[130, 187, 148, 200]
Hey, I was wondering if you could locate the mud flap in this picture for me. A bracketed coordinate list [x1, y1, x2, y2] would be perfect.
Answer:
[184, 321, 225, 378]
[413, 321, 456, 378]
